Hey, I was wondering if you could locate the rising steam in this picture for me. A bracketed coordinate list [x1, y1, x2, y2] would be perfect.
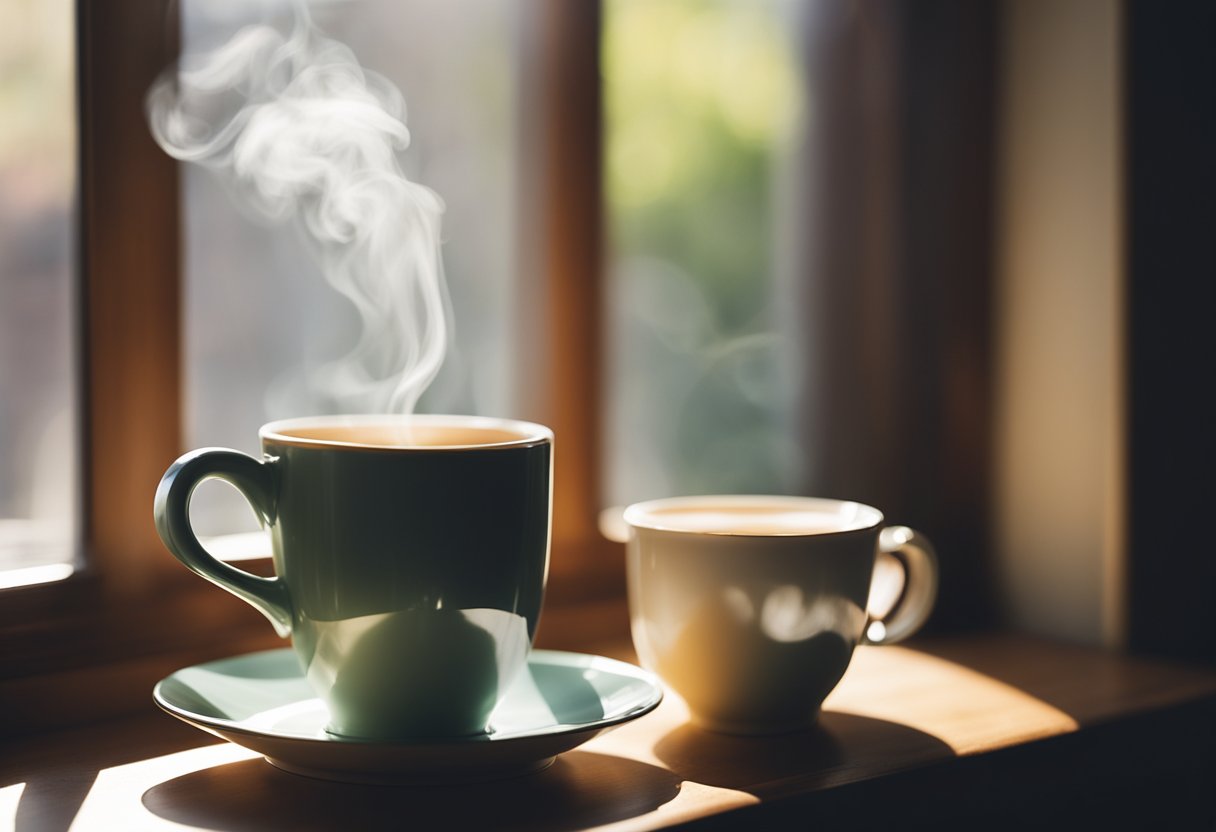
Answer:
[147, 5, 449, 415]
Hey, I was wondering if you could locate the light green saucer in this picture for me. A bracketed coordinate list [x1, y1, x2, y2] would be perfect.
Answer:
[154, 648, 662, 785]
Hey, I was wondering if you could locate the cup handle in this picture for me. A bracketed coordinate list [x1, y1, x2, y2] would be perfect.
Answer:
[860, 526, 939, 645]
[153, 448, 293, 637]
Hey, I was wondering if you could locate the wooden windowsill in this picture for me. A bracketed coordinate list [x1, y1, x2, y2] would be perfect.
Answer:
[2, 632, 1214, 830]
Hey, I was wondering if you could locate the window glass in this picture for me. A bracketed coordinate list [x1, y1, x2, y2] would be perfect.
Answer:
[603, 0, 804, 507]
[176, 0, 521, 540]
[0, 0, 78, 583]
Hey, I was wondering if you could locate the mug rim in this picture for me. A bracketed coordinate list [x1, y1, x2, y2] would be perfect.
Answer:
[259, 414, 553, 452]
[621, 494, 884, 538]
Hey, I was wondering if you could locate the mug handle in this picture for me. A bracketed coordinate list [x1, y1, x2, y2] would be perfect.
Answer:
[153, 448, 293, 637]
[860, 526, 938, 645]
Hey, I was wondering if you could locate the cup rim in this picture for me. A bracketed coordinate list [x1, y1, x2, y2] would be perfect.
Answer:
[621, 494, 884, 538]
[259, 414, 554, 452]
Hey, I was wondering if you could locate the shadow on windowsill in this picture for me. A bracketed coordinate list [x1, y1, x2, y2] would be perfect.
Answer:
[652, 712, 954, 799]
[141, 751, 680, 832]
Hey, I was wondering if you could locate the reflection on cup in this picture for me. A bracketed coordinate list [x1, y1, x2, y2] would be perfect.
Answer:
[305, 608, 530, 738]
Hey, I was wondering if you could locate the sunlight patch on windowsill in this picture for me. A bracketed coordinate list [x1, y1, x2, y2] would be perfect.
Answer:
[0, 562, 74, 590]
[0, 782, 24, 831]
[70, 743, 257, 830]
[826, 645, 1082, 755]
[0, 519, 75, 588]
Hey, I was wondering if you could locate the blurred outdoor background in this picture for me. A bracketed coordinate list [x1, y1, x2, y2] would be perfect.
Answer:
[0, 0, 77, 578]
[1, 0, 1210, 655]
[0, 0, 806, 550]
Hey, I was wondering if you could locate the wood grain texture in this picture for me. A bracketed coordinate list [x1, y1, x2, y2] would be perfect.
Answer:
[2, 633, 1212, 831]
[788, 0, 998, 634]
[79, 0, 182, 590]
[514, 0, 618, 598]
[0, 0, 260, 691]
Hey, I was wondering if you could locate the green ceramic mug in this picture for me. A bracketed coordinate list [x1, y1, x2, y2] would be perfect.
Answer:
[154, 414, 552, 740]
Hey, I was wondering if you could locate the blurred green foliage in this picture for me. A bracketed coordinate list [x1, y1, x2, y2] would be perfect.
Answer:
[604, 0, 803, 501]
[605, 0, 799, 331]
[0, 0, 74, 182]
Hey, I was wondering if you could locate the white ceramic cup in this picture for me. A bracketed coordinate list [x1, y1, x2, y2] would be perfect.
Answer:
[623, 495, 938, 735]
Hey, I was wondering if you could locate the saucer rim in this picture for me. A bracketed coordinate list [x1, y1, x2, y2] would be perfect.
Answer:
[153, 647, 663, 749]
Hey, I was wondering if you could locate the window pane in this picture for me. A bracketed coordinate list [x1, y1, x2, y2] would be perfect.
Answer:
[177, 1, 521, 539]
[0, 0, 78, 581]
[603, 0, 803, 506]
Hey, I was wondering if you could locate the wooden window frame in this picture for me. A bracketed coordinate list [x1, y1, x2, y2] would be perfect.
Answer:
[11, 0, 1206, 740]
[1123, 0, 1216, 663]
[0, 0, 618, 735]
[0, 0, 276, 700]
